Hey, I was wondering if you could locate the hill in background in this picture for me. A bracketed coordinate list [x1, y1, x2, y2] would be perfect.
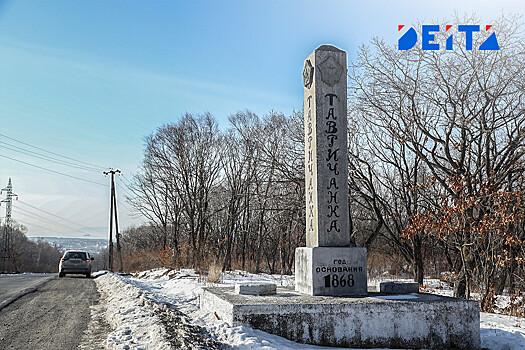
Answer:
[28, 236, 107, 254]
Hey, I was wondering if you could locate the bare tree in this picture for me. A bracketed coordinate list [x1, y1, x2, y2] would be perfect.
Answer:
[125, 109, 307, 275]
[349, 14, 525, 298]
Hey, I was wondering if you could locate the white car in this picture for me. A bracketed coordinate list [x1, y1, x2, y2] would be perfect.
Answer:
[58, 250, 94, 278]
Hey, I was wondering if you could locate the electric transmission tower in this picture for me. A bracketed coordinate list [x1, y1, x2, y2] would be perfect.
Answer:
[1, 178, 18, 270]
[103, 169, 122, 272]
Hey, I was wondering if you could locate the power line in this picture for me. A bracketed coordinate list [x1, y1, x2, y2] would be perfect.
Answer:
[113, 178, 134, 213]
[13, 205, 61, 225]
[116, 179, 134, 199]
[117, 174, 136, 198]
[0, 141, 103, 171]
[16, 200, 93, 229]
[0, 142, 102, 172]
[0, 155, 108, 187]
[12, 204, 92, 236]
[120, 173, 134, 186]
[13, 218, 70, 236]
[12, 206, 79, 234]
[117, 199, 132, 212]
[0, 133, 107, 170]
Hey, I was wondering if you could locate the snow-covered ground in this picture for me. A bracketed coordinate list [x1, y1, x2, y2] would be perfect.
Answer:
[93, 269, 525, 349]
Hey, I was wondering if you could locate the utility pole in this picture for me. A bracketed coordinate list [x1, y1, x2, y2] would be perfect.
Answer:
[112, 174, 123, 272]
[103, 169, 121, 272]
[1, 178, 18, 272]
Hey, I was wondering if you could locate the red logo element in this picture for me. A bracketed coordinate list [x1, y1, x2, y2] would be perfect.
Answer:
[398, 25, 405, 31]
[486, 25, 492, 31]
[446, 25, 452, 31]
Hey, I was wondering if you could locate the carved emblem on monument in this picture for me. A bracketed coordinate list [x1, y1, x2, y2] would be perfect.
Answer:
[303, 59, 314, 88]
[318, 56, 343, 86]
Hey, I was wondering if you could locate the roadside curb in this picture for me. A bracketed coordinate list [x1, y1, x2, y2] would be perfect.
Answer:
[0, 276, 54, 311]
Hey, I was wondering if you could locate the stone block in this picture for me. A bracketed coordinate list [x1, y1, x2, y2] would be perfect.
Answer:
[200, 286, 481, 349]
[235, 283, 276, 296]
[303, 45, 349, 247]
[295, 247, 366, 296]
[380, 282, 420, 294]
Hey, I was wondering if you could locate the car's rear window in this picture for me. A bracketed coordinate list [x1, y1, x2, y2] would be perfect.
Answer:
[64, 252, 88, 260]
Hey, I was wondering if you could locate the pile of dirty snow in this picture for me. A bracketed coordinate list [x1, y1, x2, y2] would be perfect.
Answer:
[95, 271, 224, 350]
[96, 272, 172, 350]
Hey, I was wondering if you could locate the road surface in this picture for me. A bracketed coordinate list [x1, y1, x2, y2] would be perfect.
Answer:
[0, 275, 109, 350]
[0, 274, 54, 308]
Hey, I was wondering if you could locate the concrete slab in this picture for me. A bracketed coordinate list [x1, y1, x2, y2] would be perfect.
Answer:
[380, 282, 420, 294]
[235, 282, 276, 296]
[200, 286, 480, 349]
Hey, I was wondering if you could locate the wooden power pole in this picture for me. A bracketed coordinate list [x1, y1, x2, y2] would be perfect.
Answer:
[104, 169, 121, 272]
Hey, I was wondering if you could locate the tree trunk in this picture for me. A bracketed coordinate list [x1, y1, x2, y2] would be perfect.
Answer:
[412, 236, 424, 285]
[454, 272, 467, 299]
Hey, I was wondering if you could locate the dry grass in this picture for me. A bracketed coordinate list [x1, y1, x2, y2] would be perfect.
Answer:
[207, 261, 222, 283]
[367, 250, 409, 279]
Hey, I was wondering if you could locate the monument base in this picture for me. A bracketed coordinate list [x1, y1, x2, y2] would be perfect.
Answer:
[200, 286, 481, 349]
[295, 247, 367, 296]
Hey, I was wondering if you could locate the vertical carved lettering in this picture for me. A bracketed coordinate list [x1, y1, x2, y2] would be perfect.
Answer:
[326, 108, 335, 120]
[325, 121, 337, 134]
[326, 148, 339, 162]
[328, 205, 340, 217]
[328, 191, 338, 203]
[305, 89, 315, 239]
[325, 93, 337, 105]
[327, 135, 337, 147]
[327, 162, 339, 175]
[303, 49, 351, 250]
[327, 219, 340, 233]
[327, 177, 338, 190]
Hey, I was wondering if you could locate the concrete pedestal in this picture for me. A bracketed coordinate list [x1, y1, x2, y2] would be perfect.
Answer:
[295, 247, 367, 296]
[200, 286, 481, 349]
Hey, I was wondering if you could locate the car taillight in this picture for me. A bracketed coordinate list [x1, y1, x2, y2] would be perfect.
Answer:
[85, 259, 90, 262]
[61, 258, 69, 261]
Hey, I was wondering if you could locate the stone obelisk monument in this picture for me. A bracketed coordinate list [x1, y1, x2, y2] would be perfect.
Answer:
[295, 45, 367, 296]
[200, 45, 480, 349]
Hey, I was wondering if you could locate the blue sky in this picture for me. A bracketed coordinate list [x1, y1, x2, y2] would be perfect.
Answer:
[0, 0, 523, 238]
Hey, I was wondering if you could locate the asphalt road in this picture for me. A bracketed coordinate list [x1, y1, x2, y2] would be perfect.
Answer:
[0, 276, 108, 350]
[0, 274, 54, 307]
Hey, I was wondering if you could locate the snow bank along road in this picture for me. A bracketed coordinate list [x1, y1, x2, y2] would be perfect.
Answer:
[0, 276, 109, 350]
